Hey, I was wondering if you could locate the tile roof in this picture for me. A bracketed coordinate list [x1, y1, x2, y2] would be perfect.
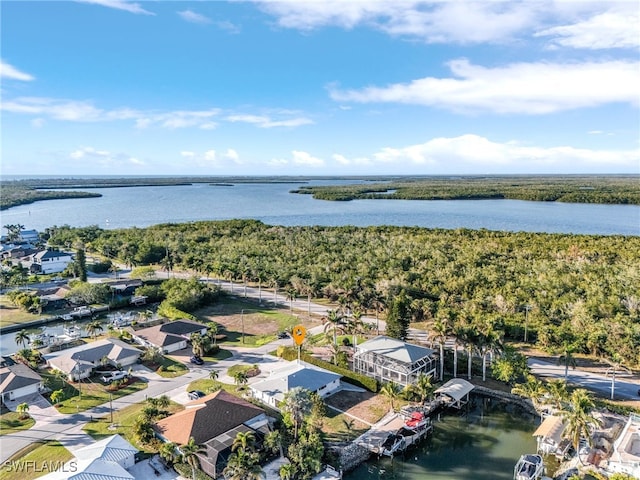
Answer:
[0, 362, 42, 394]
[154, 390, 265, 445]
[132, 326, 184, 348]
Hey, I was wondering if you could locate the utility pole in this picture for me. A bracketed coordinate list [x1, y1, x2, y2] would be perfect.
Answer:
[110, 393, 113, 424]
[241, 309, 245, 344]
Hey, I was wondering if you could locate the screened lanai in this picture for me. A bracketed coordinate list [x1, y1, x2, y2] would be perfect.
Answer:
[353, 336, 437, 387]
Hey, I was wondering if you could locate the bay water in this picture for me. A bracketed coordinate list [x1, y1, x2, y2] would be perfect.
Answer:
[0, 181, 638, 235]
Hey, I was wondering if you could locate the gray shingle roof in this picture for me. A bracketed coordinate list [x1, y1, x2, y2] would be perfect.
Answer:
[0, 363, 42, 394]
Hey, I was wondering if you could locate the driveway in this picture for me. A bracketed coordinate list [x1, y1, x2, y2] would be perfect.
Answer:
[4, 393, 61, 424]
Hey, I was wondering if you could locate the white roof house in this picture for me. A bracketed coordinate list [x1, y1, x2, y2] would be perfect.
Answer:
[608, 413, 640, 478]
[353, 336, 437, 387]
[250, 361, 341, 409]
[39, 434, 138, 480]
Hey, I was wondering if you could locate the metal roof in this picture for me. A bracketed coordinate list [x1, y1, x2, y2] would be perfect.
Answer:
[434, 378, 474, 401]
[355, 336, 434, 364]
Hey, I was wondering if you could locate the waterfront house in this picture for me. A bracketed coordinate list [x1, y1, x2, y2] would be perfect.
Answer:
[608, 413, 640, 478]
[353, 335, 437, 387]
[0, 362, 43, 403]
[104, 279, 143, 297]
[132, 319, 207, 354]
[250, 360, 342, 409]
[45, 338, 141, 380]
[38, 434, 138, 480]
[154, 390, 269, 479]
[30, 249, 73, 274]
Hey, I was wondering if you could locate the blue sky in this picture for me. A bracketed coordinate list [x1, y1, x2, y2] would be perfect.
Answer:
[1, 0, 639, 176]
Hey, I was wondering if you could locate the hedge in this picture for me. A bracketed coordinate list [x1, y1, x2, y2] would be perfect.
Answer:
[277, 346, 378, 392]
[157, 301, 196, 321]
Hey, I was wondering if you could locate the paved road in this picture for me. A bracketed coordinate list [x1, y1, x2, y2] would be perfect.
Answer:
[528, 357, 640, 401]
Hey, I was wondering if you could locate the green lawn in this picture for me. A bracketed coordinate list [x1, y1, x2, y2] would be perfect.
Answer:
[0, 441, 73, 480]
[322, 409, 370, 443]
[142, 355, 188, 378]
[200, 348, 233, 363]
[187, 379, 233, 395]
[0, 297, 40, 328]
[40, 369, 148, 414]
[83, 400, 184, 453]
[0, 410, 35, 436]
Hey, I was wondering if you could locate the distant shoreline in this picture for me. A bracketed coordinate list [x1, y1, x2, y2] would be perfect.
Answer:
[1, 174, 639, 210]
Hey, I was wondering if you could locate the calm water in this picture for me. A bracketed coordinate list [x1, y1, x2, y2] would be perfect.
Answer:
[347, 398, 540, 480]
[0, 181, 638, 235]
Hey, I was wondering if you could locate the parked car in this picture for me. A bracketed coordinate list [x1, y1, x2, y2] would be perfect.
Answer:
[188, 390, 206, 400]
[277, 331, 290, 339]
[190, 355, 204, 365]
[101, 371, 128, 383]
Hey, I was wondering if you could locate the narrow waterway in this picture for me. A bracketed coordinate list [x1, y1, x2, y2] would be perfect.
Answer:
[346, 396, 540, 480]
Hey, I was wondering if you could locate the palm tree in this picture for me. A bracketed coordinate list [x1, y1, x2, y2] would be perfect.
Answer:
[557, 342, 578, 381]
[380, 381, 401, 411]
[285, 287, 297, 312]
[432, 318, 448, 381]
[512, 375, 546, 412]
[413, 373, 435, 403]
[264, 429, 283, 458]
[233, 371, 248, 389]
[281, 387, 312, 440]
[159, 441, 178, 466]
[190, 332, 204, 358]
[16, 402, 30, 419]
[50, 389, 65, 406]
[561, 389, 600, 463]
[207, 322, 219, 347]
[232, 431, 256, 453]
[86, 320, 103, 339]
[224, 449, 262, 480]
[604, 353, 630, 400]
[180, 437, 202, 480]
[323, 309, 345, 346]
[545, 379, 569, 411]
[209, 369, 219, 383]
[15, 329, 30, 348]
[279, 462, 294, 480]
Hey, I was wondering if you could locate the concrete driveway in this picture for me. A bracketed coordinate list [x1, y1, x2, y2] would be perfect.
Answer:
[4, 393, 61, 424]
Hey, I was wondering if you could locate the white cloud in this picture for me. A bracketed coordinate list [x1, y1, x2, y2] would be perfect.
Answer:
[224, 149, 241, 163]
[292, 150, 325, 167]
[178, 9, 212, 25]
[31, 118, 45, 128]
[256, 1, 540, 44]
[332, 154, 372, 166]
[204, 150, 216, 161]
[330, 59, 640, 114]
[215, 20, 241, 34]
[535, 8, 640, 49]
[76, 0, 154, 15]
[226, 113, 313, 128]
[68, 146, 145, 169]
[0, 60, 34, 81]
[360, 135, 640, 170]
[181, 151, 196, 158]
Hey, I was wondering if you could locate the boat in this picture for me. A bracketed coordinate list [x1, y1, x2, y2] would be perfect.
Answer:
[380, 433, 406, 457]
[514, 454, 545, 480]
[405, 411, 429, 429]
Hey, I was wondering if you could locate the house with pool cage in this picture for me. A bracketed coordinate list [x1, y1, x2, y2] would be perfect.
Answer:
[353, 335, 437, 387]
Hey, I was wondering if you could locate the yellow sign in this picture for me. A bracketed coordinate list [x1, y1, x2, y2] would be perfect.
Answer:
[292, 325, 307, 346]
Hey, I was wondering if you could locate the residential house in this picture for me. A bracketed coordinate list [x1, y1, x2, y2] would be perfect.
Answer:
[30, 249, 73, 274]
[45, 338, 141, 380]
[154, 390, 269, 479]
[39, 434, 138, 480]
[608, 413, 640, 478]
[104, 279, 143, 297]
[250, 361, 342, 409]
[34, 286, 71, 311]
[353, 335, 437, 387]
[132, 319, 207, 354]
[0, 362, 43, 403]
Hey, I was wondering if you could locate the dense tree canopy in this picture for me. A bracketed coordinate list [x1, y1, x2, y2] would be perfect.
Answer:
[48, 220, 640, 366]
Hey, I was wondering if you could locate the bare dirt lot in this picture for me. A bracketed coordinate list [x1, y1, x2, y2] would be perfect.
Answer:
[325, 390, 389, 425]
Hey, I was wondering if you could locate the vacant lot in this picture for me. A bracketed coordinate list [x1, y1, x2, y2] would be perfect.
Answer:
[325, 390, 389, 425]
[0, 297, 39, 328]
[195, 298, 320, 347]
